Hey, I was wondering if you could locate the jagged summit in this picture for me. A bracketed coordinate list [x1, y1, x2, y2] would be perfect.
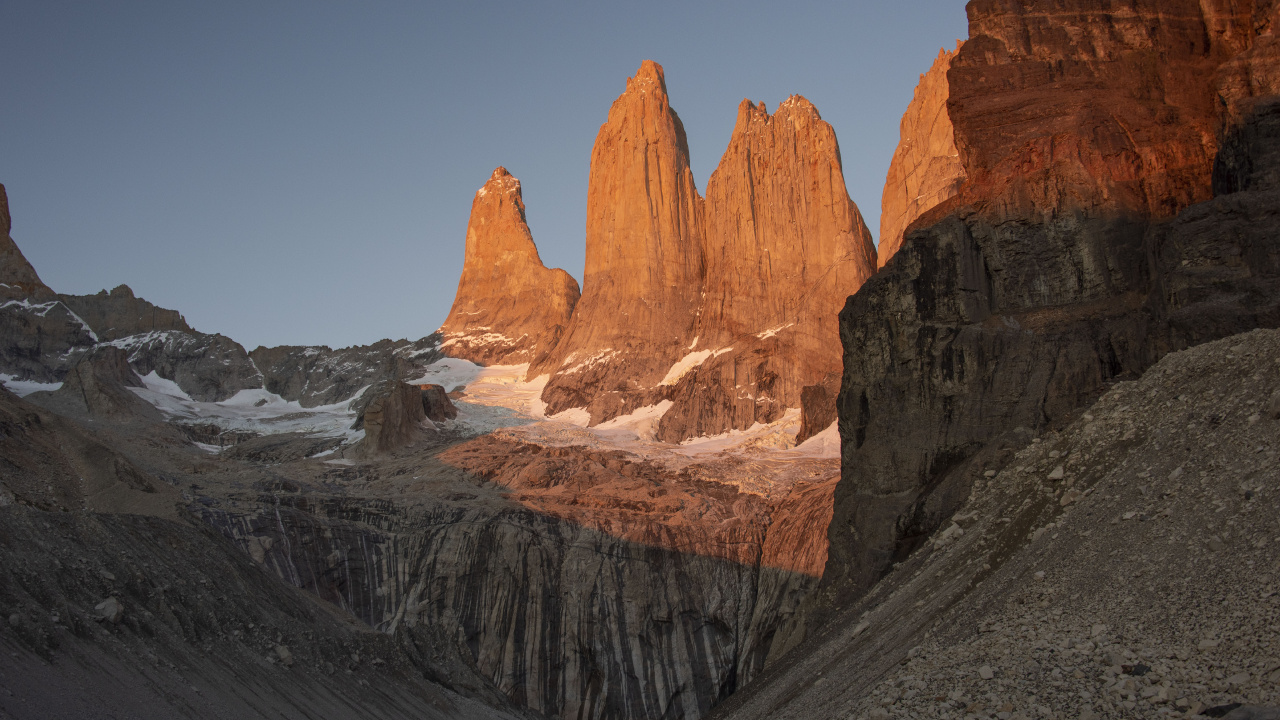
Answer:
[437, 166, 580, 366]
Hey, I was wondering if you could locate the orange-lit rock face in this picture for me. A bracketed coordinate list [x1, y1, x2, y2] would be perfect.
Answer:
[949, 0, 1262, 221]
[878, 44, 966, 268]
[656, 97, 876, 442]
[439, 167, 580, 365]
[438, 435, 835, 578]
[533, 61, 706, 421]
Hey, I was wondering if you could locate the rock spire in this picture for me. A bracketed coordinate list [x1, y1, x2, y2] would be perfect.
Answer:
[531, 60, 707, 421]
[878, 44, 966, 268]
[439, 167, 580, 366]
[656, 95, 877, 442]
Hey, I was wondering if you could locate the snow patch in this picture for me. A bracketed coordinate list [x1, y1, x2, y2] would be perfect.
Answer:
[659, 348, 732, 386]
[591, 400, 673, 441]
[755, 322, 795, 340]
[0, 374, 62, 397]
[548, 407, 591, 427]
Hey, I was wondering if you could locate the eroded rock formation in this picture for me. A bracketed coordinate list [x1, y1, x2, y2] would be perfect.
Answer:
[878, 44, 966, 268]
[656, 97, 876, 443]
[532, 60, 707, 423]
[819, 0, 1280, 617]
[351, 380, 437, 456]
[439, 167, 580, 366]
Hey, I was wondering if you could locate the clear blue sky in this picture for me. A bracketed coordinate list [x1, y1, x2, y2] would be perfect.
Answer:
[1, 1, 968, 349]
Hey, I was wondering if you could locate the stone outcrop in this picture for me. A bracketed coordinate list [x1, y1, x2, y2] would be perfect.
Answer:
[0, 183, 55, 301]
[656, 97, 876, 443]
[439, 168, 580, 366]
[351, 380, 437, 456]
[818, 0, 1280, 618]
[419, 382, 457, 422]
[878, 44, 966, 268]
[522, 64, 877, 443]
[250, 336, 443, 408]
[532, 60, 707, 423]
[40, 345, 160, 420]
[59, 284, 194, 341]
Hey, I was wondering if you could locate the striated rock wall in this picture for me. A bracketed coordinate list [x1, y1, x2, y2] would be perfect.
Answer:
[532, 60, 707, 424]
[200, 437, 836, 720]
[439, 167, 580, 366]
[878, 44, 966, 268]
[655, 97, 876, 443]
[819, 1, 1280, 614]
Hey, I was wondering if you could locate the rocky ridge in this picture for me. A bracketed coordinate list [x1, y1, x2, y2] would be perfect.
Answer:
[713, 329, 1280, 720]
[438, 167, 580, 366]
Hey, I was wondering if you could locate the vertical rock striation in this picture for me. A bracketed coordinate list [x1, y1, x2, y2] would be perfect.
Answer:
[533, 60, 707, 424]
[820, 0, 1280, 614]
[439, 167, 580, 366]
[878, 44, 966, 268]
[656, 97, 876, 443]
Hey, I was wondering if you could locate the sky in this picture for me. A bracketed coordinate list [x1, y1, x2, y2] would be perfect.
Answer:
[1, 1, 969, 350]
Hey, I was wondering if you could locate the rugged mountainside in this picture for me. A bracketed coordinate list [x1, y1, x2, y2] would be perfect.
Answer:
[194, 432, 833, 720]
[532, 60, 707, 424]
[820, 0, 1280, 622]
[438, 167, 581, 366]
[250, 336, 443, 408]
[0, 387, 521, 720]
[59, 284, 194, 341]
[656, 97, 876, 444]
[468, 62, 878, 443]
[878, 44, 966, 268]
[715, 330, 1280, 720]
